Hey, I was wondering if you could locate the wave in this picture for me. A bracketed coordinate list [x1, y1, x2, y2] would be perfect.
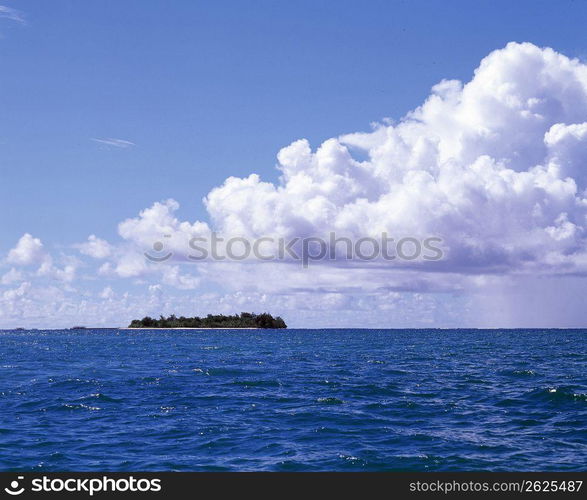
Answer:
[527, 387, 587, 404]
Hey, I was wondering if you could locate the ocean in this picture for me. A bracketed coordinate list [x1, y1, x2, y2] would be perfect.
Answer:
[0, 328, 585, 471]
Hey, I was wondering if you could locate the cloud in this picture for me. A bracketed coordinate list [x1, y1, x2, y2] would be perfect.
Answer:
[1, 268, 23, 285]
[0, 278, 449, 329]
[6, 42, 587, 328]
[75, 235, 113, 259]
[37, 257, 77, 283]
[3, 234, 81, 284]
[0, 5, 25, 24]
[100, 286, 115, 300]
[118, 199, 209, 246]
[161, 265, 200, 290]
[82, 41, 587, 328]
[91, 137, 136, 149]
[6, 234, 46, 266]
[110, 43, 587, 283]
[200, 42, 587, 279]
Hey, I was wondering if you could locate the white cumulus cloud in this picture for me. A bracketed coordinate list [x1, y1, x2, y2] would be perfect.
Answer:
[200, 42, 587, 277]
[6, 234, 46, 266]
[76, 235, 113, 259]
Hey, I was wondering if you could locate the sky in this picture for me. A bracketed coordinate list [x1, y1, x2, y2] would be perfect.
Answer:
[2, 0, 587, 328]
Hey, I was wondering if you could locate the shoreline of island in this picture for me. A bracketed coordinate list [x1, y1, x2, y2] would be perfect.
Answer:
[119, 327, 262, 330]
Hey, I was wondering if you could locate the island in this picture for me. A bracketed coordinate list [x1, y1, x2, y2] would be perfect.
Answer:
[127, 312, 287, 329]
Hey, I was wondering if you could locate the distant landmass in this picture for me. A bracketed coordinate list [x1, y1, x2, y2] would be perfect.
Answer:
[128, 312, 287, 329]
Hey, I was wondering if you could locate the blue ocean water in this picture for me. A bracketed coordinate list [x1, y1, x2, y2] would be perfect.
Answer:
[0, 328, 585, 471]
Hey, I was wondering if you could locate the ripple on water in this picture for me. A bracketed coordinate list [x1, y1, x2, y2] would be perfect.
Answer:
[231, 380, 282, 388]
[499, 369, 537, 377]
[316, 397, 344, 405]
[78, 393, 123, 403]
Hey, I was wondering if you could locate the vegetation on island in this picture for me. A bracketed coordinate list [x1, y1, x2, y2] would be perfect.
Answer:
[128, 312, 287, 329]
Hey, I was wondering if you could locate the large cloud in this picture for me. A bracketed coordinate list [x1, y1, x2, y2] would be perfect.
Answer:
[202, 42, 587, 276]
[110, 42, 587, 285]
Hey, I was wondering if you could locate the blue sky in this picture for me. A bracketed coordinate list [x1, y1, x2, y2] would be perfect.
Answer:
[2, 0, 587, 248]
[2, 1, 587, 328]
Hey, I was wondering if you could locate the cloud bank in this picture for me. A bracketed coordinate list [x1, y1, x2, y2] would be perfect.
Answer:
[4, 42, 587, 327]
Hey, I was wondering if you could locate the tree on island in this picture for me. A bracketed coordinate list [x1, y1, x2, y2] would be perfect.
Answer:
[128, 312, 287, 329]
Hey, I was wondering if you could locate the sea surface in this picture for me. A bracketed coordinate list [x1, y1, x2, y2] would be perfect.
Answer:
[0, 328, 585, 471]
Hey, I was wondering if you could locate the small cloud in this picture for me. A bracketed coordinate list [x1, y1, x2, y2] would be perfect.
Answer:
[91, 137, 136, 149]
[75, 235, 113, 259]
[7, 233, 46, 266]
[0, 5, 25, 24]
